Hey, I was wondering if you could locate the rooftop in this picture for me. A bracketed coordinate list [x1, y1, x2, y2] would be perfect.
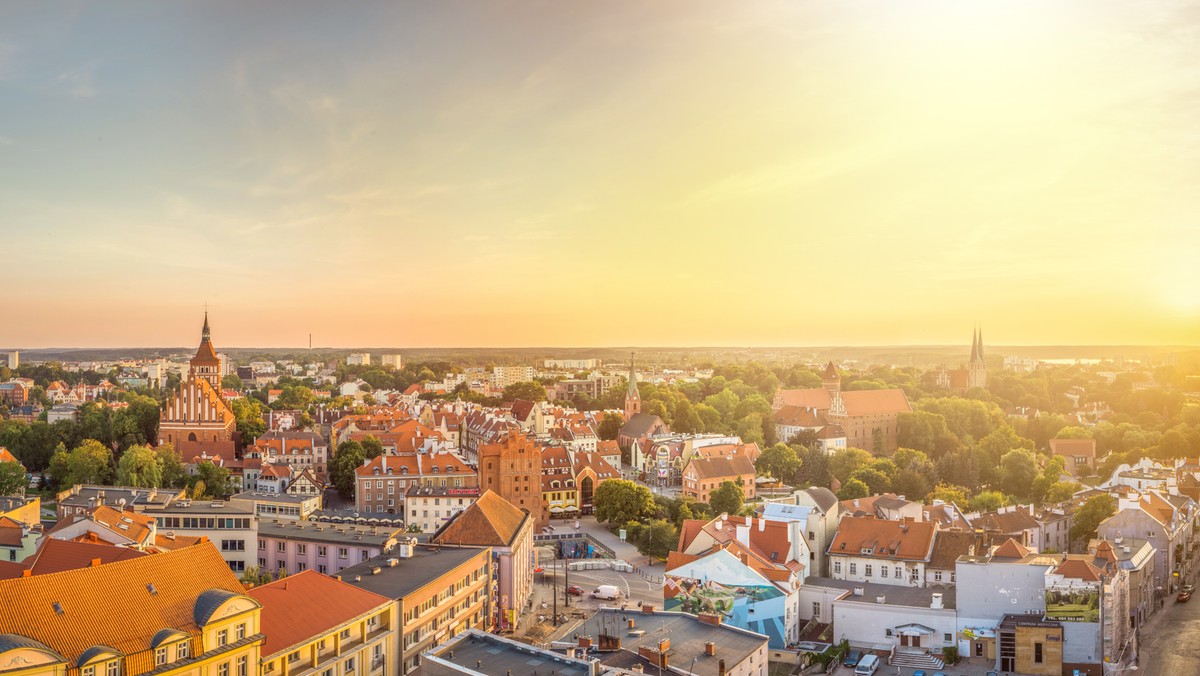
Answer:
[802, 576, 957, 609]
[336, 546, 489, 600]
[248, 570, 393, 659]
[420, 629, 594, 676]
[231, 491, 320, 505]
[144, 499, 256, 515]
[258, 521, 401, 547]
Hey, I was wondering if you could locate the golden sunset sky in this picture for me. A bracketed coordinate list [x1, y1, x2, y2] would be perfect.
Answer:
[1, 1, 1198, 347]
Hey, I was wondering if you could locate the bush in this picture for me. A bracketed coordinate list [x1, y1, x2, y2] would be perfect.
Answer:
[942, 645, 958, 665]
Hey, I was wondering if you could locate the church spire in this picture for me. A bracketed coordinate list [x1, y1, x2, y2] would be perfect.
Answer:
[202, 310, 211, 342]
[970, 326, 980, 363]
[624, 351, 641, 419]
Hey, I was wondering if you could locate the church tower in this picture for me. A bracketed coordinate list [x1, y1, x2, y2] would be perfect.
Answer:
[968, 326, 987, 390]
[624, 352, 641, 420]
[821, 360, 841, 397]
[189, 311, 223, 390]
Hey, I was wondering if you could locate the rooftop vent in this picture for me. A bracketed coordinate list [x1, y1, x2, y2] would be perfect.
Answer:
[147, 583, 158, 595]
[52, 602, 64, 615]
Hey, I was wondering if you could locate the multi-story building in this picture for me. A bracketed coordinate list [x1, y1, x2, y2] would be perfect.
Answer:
[542, 358, 599, 370]
[54, 484, 184, 519]
[421, 629, 596, 676]
[404, 485, 480, 533]
[772, 362, 912, 452]
[763, 486, 840, 576]
[490, 365, 534, 389]
[258, 520, 404, 576]
[0, 543, 264, 676]
[250, 569, 398, 676]
[681, 454, 757, 504]
[232, 491, 321, 521]
[337, 542, 492, 674]
[432, 490, 536, 633]
[0, 382, 27, 407]
[348, 353, 372, 366]
[355, 453, 477, 515]
[159, 313, 237, 449]
[1097, 491, 1193, 593]
[477, 431, 546, 527]
[827, 516, 937, 587]
[256, 431, 330, 479]
[144, 498, 258, 573]
[381, 354, 404, 369]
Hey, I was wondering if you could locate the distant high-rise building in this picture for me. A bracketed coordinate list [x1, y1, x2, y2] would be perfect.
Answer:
[4, 351, 17, 369]
[542, 358, 598, 370]
[491, 366, 534, 389]
[347, 352, 371, 366]
[381, 354, 403, 369]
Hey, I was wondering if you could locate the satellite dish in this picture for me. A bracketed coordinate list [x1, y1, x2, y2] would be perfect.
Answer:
[118, 498, 127, 509]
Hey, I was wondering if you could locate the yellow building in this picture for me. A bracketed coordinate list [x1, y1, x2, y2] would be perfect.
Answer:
[0, 542, 262, 676]
[248, 570, 397, 676]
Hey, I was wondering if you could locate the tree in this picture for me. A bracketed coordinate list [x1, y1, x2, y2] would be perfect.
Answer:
[928, 483, 970, 507]
[330, 444, 366, 499]
[849, 467, 891, 495]
[593, 479, 655, 525]
[794, 445, 831, 488]
[0, 461, 25, 495]
[735, 413, 765, 446]
[62, 440, 114, 486]
[230, 397, 266, 441]
[695, 404, 724, 434]
[968, 490, 1007, 512]
[276, 385, 315, 410]
[1071, 494, 1116, 542]
[222, 374, 244, 391]
[828, 447, 873, 483]
[155, 443, 189, 488]
[897, 411, 955, 457]
[756, 443, 800, 481]
[1045, 481, 1081, 504]
[195, 461, 232, 498]
[359, 437, 384, 460]
[709, 481, 744, 516]
[836, 478, 869, 500]
[998, 449, 1039, 500]
[891, 469, 931, 501]
[598, 412, 624, 441]
[503, 381, 547, 402]
[116, 444, 163, 488]
[671, 400, 704, 434]
[636, 519, 679, 560]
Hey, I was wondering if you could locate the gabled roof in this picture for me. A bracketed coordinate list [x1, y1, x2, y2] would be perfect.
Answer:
[773, 406, 827, 427]
[0, 543, 247, 664]
[0, 447, 20, 465]
[0, 517, 23, 547]
[510, 399, 536, 422]
[991, 538, 1030, 560]
[432, 490, 529, 548]
[928, 531, 978, 570]
[1049, 438, 1097, 457]
[22, 538, 148, 576]
[619, 413, 666, 438]
[801, 487, 839, 512]
[828, 516, 936, 562]
[773, 388, 912, 416]
[685, 455, 755, 481]
[0, 560, 28, 580]
[248, 570, 392, 659]
[1054, 557, 1104, 582]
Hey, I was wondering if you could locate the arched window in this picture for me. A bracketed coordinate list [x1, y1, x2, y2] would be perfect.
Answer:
[188, 433, 198, 442]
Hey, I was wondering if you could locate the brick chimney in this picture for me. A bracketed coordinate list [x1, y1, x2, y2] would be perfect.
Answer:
[698, 612, 722, 627]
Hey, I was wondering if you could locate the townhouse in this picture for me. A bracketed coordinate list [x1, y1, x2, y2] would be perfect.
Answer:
[827, 516, 937, 587]
[257, 520, 403, 576]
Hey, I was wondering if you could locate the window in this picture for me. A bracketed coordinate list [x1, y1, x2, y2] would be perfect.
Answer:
[864, 564, 873, 577]
[277, 542, 286, 552]
[376, 480, 383, 488]
[885, 628, 894, 637]
[219, 663, 230, 676]
[344, 657, 355, 674]
[156, 647, 168, 665]
[82, 667, 95, 676]
[341, 629, 351, 639]
[318, 546, 327, 557]
[895, 566, 902, 579]
[934, 570, 943, 582]
[237, 657, 248, 676]
[106, 662, 119, 676]
[288, 652, 301, 664]
[1035, 642, 1043, 663]
[812, 601, 821, 617]
[834, 561, 842, 574]
[318, 564, 327, 574]
[217, 629, 228, 646]
[881, 566, 888, 578]
[236, 623, 246, 641]
[848, 563, 856, 575]
[258, 539, 266, 550]
[944, 633, 952, 642]
[298, 562, 307, 571]
[222, 539, 245, 552]
[298, 544, 307, 555]
[177, 642, 190, 660]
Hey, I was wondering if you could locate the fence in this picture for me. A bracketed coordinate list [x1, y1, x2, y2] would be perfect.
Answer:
[534, 532, 617, 559]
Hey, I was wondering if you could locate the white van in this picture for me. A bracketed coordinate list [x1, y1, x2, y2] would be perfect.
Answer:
[853, 654, 879, 675]
[591, 585, 620, 600]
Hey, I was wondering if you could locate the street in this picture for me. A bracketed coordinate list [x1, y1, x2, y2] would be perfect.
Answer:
[1137, 592, 1200, 675]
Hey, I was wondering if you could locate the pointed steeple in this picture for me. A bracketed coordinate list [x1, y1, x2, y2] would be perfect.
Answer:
[976, 326, 984, 362]
[202, 310, 211, 342]
[969, 326, 980, 363]
[625, 351, 641, 420]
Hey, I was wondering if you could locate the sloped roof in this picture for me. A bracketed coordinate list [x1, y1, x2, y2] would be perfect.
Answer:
[1055, 557, 1104, 582]
[0, 447, 20, 465]
[510, 399, 536, 422]
[0, 517, 22, 547]
[828, 516, 936, 562]
[686, 455, 755, 481]
[774, 388, 912, 416]
[1049, 438, 1097, 457]
[0, 543, 247, 664]
[928, 531, 978, 570]
[0, 560, 27, 580]
[22, 537, 148, 576]
[248, 570, 392, 658]
[773, 406, 827, 427]
[802, 487, 839, 512]
[432, 490, 529, 548]
[991, 538, 1031, 560]
[620, 413, 666, 438]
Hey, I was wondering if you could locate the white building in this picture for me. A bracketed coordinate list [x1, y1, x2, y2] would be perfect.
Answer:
[381, 354, 403, 369]
[347, 353, 371, 366]
[542, 358, 598, 370]
[491, 365, 535, 389]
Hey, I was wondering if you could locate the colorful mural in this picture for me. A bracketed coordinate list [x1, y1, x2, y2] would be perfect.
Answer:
[664, 549, 789, 647]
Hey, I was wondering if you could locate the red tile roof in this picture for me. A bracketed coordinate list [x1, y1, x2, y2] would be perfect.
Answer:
[0, 516, 23, 547]
[0, 447, 20, 464]
[1054, 557, 1104, 582]
[991, 538, 1031, 559]
[432, 490, 529, 547]
[248, 569, 393, 658]
[828, 516, 936, 561]
[22, 537, 149, 575]
[0, 559, 26, 580]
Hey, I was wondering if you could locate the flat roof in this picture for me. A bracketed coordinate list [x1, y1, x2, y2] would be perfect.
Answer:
[802, 576, 957, 610]
[336, 546, 488, 600]
[561, 609, 766, 676]
[258, 521, 400, 547]
[421, 629, 592, 676]
[144, 500, 255, 515]
[231, 492, 319, 505]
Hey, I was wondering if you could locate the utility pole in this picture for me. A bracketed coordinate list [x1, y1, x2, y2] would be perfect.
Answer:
[553, 554, 558, 625]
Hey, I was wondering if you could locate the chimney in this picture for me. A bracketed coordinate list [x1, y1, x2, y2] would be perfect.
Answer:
[642, 604, 655, 614]
[705, 641, 716, 656]
[698, 613, 722, 627]
[658, 638, 670, 653]
[931, 592, 944, 609]
[627, 618, 635, 629]
[578, 636, 593, 648]
[719, 659, 727, 676]
[852, 586, 865, 596]
[90, 558, 101, 567]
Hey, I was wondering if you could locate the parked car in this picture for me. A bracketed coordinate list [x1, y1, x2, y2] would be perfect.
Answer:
[567, 585, 585, 596]
[592, 585, 621, 600]
[842, 649, 863, 668]
[1178, 590, 1192, 603]
[1183, 583, 1195, 594]
[854, 654, 880, 675]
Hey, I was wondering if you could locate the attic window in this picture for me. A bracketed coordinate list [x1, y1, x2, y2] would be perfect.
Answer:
[53, 602, 64, 615]
[770, 552, 778, 561]
[147, 583, 157, 595]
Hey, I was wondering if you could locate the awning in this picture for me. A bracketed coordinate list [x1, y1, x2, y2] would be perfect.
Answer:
[893, 624, 936, 636]
[549, 506, 564, 513]
[564, 505, 579, 511]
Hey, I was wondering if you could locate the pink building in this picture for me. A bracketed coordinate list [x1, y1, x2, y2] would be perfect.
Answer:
[257, 520, 404, 576]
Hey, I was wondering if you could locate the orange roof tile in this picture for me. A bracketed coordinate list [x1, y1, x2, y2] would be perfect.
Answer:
[828, 516, 936, 561]
[0, 559, 26, 580]
[22, 537, 148, 575]
[432, 490, 529, 547]
[0, 447, 20, 464]
[248, 570, 392, 658]
[991, 538, 1031, 559]
[1055, 557, 1104, 582]
[0, 543, 247, 663]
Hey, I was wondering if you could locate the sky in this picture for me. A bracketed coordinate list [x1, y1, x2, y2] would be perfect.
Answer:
[1, 0, 1198, 348]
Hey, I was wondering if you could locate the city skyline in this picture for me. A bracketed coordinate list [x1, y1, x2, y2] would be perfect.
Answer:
[3, 1, 1199, 347]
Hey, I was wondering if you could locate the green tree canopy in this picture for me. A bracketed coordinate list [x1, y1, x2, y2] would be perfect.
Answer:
[598, 412, 624, 441]
[116, 444, 163, 488]
[756, 443, 800, 481]
[503, 381, 547, 402]
[594, 479, 655, 525]
[828, 447, 873, 483]
[709, 480, 745, 516]
[636, 519, 679, 560]
[836, 478, 869, 500]
[998, 448, 1039, 500]
[1071, 494, 1116, 542]
[0, 461, 25, 496]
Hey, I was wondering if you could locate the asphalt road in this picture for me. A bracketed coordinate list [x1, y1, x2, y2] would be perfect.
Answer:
[1136, 593, 1200, 675]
